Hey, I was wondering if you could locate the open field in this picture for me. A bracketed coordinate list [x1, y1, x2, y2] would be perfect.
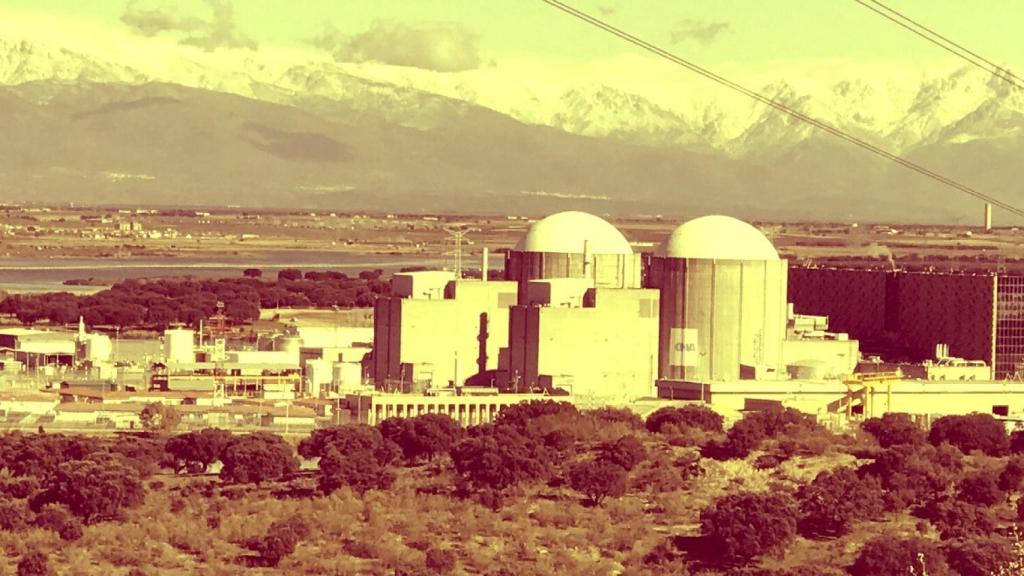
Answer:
[2, 205, 1023, 277]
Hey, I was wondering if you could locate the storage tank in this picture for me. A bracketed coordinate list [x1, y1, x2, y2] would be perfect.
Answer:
[275, 336, 303, 363]
[504, 211, 642, 303]
[647, 215, 788, 381]
[164, 328, 196, 364]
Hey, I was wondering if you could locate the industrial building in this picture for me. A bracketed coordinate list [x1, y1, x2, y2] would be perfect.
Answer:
[787, 267, 1024, 380]
[372, 271, 519, 391]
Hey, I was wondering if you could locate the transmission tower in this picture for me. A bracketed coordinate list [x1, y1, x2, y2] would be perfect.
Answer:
[444, 226, 476, 278]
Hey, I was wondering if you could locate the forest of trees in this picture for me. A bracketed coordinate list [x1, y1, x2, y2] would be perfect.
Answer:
[2, 404, 1024, 574]
[0, 269, 389, 330]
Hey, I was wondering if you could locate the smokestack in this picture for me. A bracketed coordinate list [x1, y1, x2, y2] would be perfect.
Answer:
[985, 203, 993, 231]
[482, 247, 489, 282]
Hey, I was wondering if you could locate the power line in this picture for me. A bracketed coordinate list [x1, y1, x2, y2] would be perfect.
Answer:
[854, 0, 1023, 89]
[539, 0, 1024, 218]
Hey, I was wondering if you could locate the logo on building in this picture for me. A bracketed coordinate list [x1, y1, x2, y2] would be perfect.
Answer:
[669, 328, 699, 367]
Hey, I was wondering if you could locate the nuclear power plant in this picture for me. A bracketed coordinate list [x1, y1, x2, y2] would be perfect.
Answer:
[365, 210, 1024, 424]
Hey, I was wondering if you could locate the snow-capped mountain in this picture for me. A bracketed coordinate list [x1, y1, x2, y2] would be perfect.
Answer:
[1, 30, 1023, 222]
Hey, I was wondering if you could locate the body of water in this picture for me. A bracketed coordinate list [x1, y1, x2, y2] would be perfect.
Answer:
[0, 251, 460, 294]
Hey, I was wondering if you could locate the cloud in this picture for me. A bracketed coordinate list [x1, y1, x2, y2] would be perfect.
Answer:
[121, 0, 256, 51]
[669, 19, 731, 46]
[312, 20, 481, 72]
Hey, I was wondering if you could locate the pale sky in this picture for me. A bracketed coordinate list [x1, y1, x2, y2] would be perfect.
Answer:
[2, 0, 1022, 73]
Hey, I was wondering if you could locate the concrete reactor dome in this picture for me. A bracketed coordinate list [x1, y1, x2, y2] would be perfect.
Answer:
[515, 211, 633, 255]
[657, 215, 779, 260]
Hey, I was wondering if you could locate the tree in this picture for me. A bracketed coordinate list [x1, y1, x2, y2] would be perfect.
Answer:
[861, 412, 925, 448]
[797, 467, 884, 538]
[0, 498, 32, 531]
[139, 403, 181, 433]
[700, 491, 798, 564]
[17, 551, 51, 576]
[568, 459, 627, 506]
[380, 414, 463, 463]
[299, 425, 397, 461]
[243, 268, 263, 278]
[34, 456, 144, 524]
[849, 536, 952, 576]
[646, 405, 723, 434]
[219, 433, 298, 484]
[277, 269, 303, 282]
[928, 413, 1008, 456]
[598, 435, 647, 471]
[224, 299, 260, 324]
[451, 425, 555, 491]
[318, 447, 394, 495]
[958, 471, 1004, 506]
[164, 428, 232, 473]
[944, 537, 1014, 576]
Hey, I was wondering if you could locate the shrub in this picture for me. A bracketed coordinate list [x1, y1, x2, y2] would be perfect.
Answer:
[849, 535, 952, 576]
[1011, 429, 1024, 453]
[861, 412, 925, 448]
[494, 400, 580, 436]
[928, 413, 1008, 456]
[944, 537, 1013, 576]
[33, 455, 144, 524]
[924, 499, 998, 539]
[139, 403, 181, 433]
[246, 516, 308, 567]
[0, 498, 32, 531]
[958, 471, 1004, 506]
[34, 504, 73, 533]
[1000, 455, 1024, 492]
[425, 548, 457, 574]
[797, 467, 884, 538]
[58, 518, 84, 541]
[17, 551, 51, 576]
[859, 443, 962, 510]
[598, 435, 646, 471]
[568, 460, 628, 506]
[700, 491, 798, 564]
[705, 407, 821, 461]
[646, 405, 723, 434]
[219, 432, 298, 484]
[584, 407, 644, 430]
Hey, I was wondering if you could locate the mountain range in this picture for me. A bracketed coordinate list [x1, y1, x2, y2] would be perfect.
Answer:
[1, 34, 1023, 223]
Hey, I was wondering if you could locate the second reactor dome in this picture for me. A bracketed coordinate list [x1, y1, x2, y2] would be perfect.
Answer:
[656, 215, 779, 261]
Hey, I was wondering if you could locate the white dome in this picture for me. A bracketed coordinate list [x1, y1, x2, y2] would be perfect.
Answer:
[657, 215, 779, 260]
[515, 211, 632, 255]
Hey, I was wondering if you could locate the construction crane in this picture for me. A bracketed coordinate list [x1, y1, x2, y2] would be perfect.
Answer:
[842, 370, 905, 419]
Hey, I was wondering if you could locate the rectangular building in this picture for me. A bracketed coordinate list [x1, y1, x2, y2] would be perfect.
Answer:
[373, 274, 519, 391]
[788, 267, 1019, 379]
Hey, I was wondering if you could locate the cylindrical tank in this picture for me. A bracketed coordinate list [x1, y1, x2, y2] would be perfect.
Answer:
[648, 216, 788, 382]
[164, 328, 196, 364]
[275, 336, 303, 363]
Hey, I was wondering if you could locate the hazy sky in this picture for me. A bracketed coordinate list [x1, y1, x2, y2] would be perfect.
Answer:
[3, 0, 1022, 73]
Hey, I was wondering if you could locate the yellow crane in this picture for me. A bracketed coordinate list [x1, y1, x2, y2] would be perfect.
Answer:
[843, 370, 905, 419]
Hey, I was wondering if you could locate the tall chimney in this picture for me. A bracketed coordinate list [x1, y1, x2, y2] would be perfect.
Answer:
[481, 247, 489, 282]
[985, 203, 993, 231]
